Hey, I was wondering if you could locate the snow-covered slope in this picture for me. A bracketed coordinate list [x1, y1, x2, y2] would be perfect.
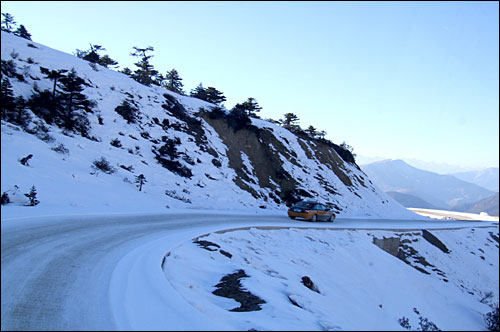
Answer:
[161, 226, 499, 331]
[1, 31, 418, 220]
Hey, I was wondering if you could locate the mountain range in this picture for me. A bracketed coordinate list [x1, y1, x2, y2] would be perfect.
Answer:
[361, 159, 497, 213]
[451, 168, 499, 192]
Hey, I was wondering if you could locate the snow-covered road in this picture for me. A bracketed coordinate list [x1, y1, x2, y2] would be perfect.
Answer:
[1, 211, 497, 330]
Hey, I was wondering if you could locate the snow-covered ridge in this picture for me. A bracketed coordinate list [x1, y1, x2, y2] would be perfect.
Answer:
[159, 226, 499, 330]
[1, 31, 418, 220]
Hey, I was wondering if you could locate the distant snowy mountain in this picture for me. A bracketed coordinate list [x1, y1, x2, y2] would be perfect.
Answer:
[361, 159, 495, 210]
[451, 168, 499, 192]
[1, 31, 416, 219]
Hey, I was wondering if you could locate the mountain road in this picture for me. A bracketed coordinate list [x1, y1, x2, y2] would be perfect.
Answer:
[1, 211, 497, 330]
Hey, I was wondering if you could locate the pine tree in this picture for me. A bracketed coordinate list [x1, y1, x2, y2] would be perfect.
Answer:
[120, 67, 132, 76]
[27, 87, 61, 125]
[228, 106, 251, 131]
[130, 46, 158, 86]
[12, 95, 30, 127]
[281, 113, 300, 132]
[75, 44, 118, 68]
[233, 97, 262, 118]
[57, 68, 93, 136]
[39, 67, 68, 100]
[190, 82, 208, 100]
[98, 54, 118, 68]
[1, 13, 16, 32]
[24, 185, 40, 206]
[135, 174, 147, 191]
[305, 125, 318, 138]
[189, 83, 226, 105]
[1, 77, 15, 119]
[205, 87, 226, 105]
[13, 24, 31, 40]
[0, 77, 29, 126]
[317, 130, 327, 139]
[164, 68, 184, 94]
[154, 72, 165, 87]
[81, 44, 102, 63]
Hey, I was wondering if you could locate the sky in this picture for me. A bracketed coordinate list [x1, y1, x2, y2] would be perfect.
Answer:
[1, 1, 499, 169]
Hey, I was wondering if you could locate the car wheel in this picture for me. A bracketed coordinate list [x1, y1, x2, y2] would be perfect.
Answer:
[328, 215, 334, 222]
[311, 214, 317, 222]
[289, 216, 296, 220]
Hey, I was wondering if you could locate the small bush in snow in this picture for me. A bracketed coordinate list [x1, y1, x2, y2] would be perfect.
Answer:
[418, 316, 440, 331]
[1, 59, 24, 81]
[115, 99, 138, 124]
[110, 138, 122, 148]
[19, 154, 33, 166]
[10, 49, 19, 59]
[51, 143, 69, 154]
[24, 185, 39, 206]
[119, 164, 134, 172]
[398, 317, 411, 330]
[1, 192, 10, 205]
[165, 190, 191, 203]
[91, 157, 115, 175]
[485, 304, 499, 331]
[480, 291, 495, 304]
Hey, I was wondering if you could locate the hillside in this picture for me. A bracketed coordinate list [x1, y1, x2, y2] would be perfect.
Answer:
[361, 159, 495, 210]
[385, 191, 438, 209]
[453, 192, 500, 217]
[162, 225, 499, 330]
[1, 31, 417, 219]
[451, 167, 499, 192]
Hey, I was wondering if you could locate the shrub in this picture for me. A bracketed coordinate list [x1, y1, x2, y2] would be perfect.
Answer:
[1, 192, 10, 205]
[19, 154, 33, 166]
[398, 317, 411, 330]
[51, 143, 69, 154]
[115, 100, 138, 123]
[91, 157, 115, 174]
[119, 164, 134, 172]
[418, 317, 440, 331]
[24, 185, 39, 206]
[227, 107, 251, 132]
[206, 105, 226, 119]
[485, 304, 499, 331]
[157, 138, 180, 159]
[110, 138, 122, 148]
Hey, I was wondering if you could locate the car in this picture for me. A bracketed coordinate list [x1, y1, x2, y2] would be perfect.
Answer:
[287, 200, 336, 222]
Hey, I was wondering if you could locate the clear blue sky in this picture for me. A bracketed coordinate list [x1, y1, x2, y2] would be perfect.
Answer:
[2, 1, 499, 169]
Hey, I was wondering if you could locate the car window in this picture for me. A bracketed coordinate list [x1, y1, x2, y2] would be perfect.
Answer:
[313, 204, 323, 210]
[296, 201, 314, 209]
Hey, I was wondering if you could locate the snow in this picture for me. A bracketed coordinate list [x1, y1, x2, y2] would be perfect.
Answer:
[1, 30, 420, 221]
[409, 208, 499, 222]
[129, 219, 499, 331]
[2, 31, 499, 331]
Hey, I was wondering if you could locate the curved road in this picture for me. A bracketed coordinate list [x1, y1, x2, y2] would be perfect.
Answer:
[1, 212, 497, 330]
